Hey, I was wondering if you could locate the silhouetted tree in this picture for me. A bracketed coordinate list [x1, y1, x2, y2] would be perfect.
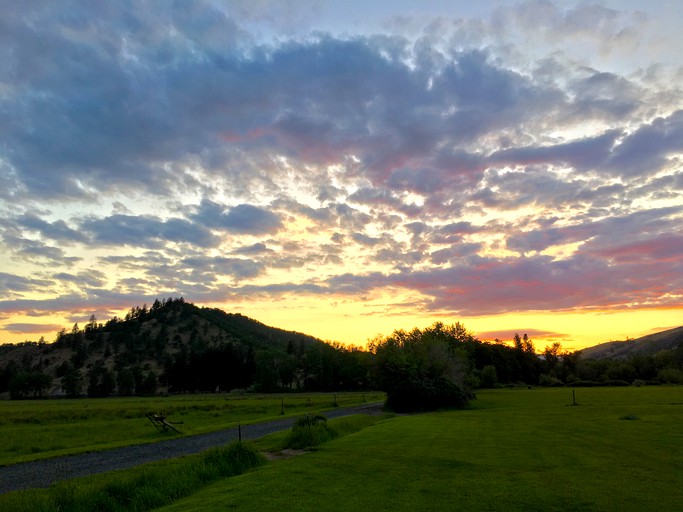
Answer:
[370, 323, 475, 412]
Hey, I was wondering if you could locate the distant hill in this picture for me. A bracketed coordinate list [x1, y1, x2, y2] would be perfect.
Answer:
[0, 298, 370, 398]
[580, 326, 683, 360]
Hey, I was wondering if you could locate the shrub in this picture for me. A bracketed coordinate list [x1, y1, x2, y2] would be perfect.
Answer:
[604, 380, 630, 387]
[9, 442, 265, 512]
[202, 442, 266, 477]
[539, 374, 564, 387]
[657, 368, 683, 384]
[371, 323, 475, 413]
[284, 415, 337, 449]
[570, 380, 598, 387]
[478, 365, 498, 388]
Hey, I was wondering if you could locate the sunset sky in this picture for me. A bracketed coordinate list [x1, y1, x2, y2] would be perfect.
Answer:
[1, 1, 682, 351]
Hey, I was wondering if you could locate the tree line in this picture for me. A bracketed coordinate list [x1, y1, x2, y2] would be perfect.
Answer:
[1, 299, 681, 406]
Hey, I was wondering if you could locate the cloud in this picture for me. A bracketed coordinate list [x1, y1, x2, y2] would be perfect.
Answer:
[506, 206, 683, 254]
[476, 329, 570, 343]
[2, 323, 65, 335]
[14, 214, 86, 243]
[192, 201, 282, 235]
[1, 235, 81, 266]
[180, 256, 265, 280]
[81, 214, 218, 248]
[52, 270, 108, 288]
[232, 242, 273, 255]
[606, 109, 683, 177]
[0, 273, 54, 294]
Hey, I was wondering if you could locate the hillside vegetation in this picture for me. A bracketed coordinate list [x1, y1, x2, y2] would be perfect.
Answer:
[580, 326, 683, 359]
[1, 298, 682, 402]
[0, 298, 370, 399]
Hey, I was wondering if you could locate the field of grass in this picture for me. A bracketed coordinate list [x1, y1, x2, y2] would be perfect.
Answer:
[0, 392, 383, 465]
[158, 386, 683, 512]
[0, 415, 384, 512]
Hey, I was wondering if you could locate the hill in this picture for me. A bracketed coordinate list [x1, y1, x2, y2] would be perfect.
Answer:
[0, 298, 370, 398]
[580, 326, 683, 360]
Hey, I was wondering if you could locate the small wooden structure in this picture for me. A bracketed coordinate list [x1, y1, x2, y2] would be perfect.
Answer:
[146, 412, 182, 433]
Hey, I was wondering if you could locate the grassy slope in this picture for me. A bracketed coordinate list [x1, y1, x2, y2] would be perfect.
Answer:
[0, 392, 382, 465]
[160, 387, 683, 512]
[0, 415, 385, 512]
[580, 325, 683, 359]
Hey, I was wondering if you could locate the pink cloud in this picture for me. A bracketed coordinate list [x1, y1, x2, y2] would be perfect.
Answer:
[593, 234, 683, 263]
[3, 323, 64, 334]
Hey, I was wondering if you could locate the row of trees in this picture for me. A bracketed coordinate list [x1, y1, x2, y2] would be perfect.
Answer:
[1, 299, 681, 406]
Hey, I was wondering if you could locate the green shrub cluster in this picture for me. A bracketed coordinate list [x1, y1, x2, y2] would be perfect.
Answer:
[283, 415, 338, 449]
[538, 374, 564, 387]
[3, 442, 265, 512]
[370, 323, 475, 413]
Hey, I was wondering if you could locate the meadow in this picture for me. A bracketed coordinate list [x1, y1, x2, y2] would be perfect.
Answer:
[0, 391, 382, 466]
[1, 387, 681, 511]
[160, 386, 683, 512]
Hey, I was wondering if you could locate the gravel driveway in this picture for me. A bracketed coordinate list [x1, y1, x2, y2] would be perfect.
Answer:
[0, 401, 384, 494]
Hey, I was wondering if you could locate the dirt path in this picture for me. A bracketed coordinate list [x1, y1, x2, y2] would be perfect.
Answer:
[0, 401, 384, 494]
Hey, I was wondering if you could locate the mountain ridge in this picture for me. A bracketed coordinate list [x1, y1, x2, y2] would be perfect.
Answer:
[580, 325, 683, 360]
[0, 298, 370, 398]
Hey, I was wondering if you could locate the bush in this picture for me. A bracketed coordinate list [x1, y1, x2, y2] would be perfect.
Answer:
[371, 323, 475, 413]
[202, 442, 266, 477]
[478, 365, 498, 388]
[657, 368, 683, 384]
[5, 442, 265, 512]
[385, 376, 471, 412]
[284, 415, 337, 449]
[604, 380, 630, 387]
[539, 374, 564, 387]
[570, 380, 598, 387]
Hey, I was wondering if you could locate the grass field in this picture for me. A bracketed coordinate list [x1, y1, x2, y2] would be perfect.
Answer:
[0, 392, 383, 466]
[157, 386, 683, 512]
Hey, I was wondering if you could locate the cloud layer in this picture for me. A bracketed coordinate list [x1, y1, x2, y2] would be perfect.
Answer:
[1, 1, 681, 343]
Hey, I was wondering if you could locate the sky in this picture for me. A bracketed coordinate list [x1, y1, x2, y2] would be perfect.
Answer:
[1, 0, 682, 352]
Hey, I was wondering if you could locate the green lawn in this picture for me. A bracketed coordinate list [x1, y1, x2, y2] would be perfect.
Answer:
[0, 392, 382, 465]
[159, 387, 683, 512]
